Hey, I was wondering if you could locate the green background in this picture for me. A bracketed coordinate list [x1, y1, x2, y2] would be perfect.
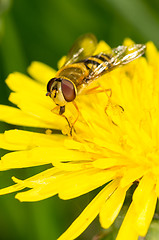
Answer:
[0, 0, 159, 239]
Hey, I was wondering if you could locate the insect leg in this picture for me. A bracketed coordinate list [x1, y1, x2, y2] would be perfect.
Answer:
[51, 105, 73, 136]
[83, 85, 112, 98]
[69, 101, 80, 135]
[82, 85, 113, 115]
[51, 105, 61, 114]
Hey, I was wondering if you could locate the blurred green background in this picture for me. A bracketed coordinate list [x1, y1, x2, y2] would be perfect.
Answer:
[0, 0, 159, 239]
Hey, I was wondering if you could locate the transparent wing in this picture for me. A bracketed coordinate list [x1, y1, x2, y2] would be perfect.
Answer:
[63, 33, 98, 66]
[111, 44, 146, 65]
[86, 44, 146, 81]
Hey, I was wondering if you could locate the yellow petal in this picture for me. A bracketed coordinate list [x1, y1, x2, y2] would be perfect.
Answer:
[93, 157, 127, 169]
[14, 172, 63, 202]
[99, 184, 131, 229]
[155, 176, 159, 197]
[117, 178, 157, 240]
[58, 169, 116, 200]
[132, 173, 155, 212]
[9, 94, 66, 130]
[27, 61, 56, 84]
[116, 202, 139, 240]
[94, 40, 111, 54]
[15, 187, 58, 202]
[9, 91, 53, 110]
[0, 133, 25, 151]
[135, 187, 157, 236]
[58, 179, 120, 240]
[13, 168, 113, 201]
[3, 168, 64, 201]
[0, 129, 66, 151]
[57, 56, 66, 69]
[0, 149, 51, 170]
[123, 38, 135, 46]
[0, 105, 56, 128]
[0, 183, 24, 195]
[5, 129, 65, 146]
[0, 147, 93, 170]
[146, 41, 159, 65]
[120, 167, 146, 188]
[13, 167, 63, 188]
[6, 72, 43, 93]
[49, 161, 86, 171]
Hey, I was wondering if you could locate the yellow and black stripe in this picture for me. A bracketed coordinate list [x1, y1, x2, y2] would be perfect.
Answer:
[83, 53, 112, 70]
[82, 53, 113, 81]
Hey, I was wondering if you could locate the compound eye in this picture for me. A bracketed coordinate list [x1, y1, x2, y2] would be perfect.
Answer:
[47, 78, 56, 92]
[61, 79, 76, 102]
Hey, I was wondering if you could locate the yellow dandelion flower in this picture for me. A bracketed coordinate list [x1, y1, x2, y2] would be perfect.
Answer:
[0, 37, 159, 240]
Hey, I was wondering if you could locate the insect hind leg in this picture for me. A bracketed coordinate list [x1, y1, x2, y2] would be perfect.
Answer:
[83, 85, 111, 96]
[82, 85, 113, 115]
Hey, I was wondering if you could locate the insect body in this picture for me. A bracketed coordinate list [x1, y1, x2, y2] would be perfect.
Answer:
[46, 34, 146, 115]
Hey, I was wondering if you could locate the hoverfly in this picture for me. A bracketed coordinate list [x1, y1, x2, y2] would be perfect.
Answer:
[46, 33, 146, 129]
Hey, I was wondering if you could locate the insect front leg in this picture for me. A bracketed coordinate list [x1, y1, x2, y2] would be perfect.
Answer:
[68, 101, 79, 135]
[51, 105, 74, 136]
